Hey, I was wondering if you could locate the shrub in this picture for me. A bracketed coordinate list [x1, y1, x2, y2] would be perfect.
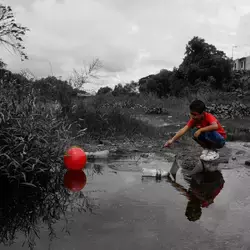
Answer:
[0, 74, 85, 183]
[0, 162, 100, 249]
[70, 100, 161, 139]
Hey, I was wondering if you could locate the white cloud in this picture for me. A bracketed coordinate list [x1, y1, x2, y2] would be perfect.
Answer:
[129, 24, 139, 35]
[1, 0, 250, 91]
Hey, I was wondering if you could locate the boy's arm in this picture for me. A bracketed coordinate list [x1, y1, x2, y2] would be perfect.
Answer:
[166, 175, 189, 197]
[199, 123, 218, 133]
[171, 125, 190, 141]
[199, 113, 219, 133]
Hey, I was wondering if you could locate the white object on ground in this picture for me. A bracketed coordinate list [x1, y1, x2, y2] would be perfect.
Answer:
[202, 150, 219, 161]
[86, 150, 109, 159]
[201, 149, 209, 157]
[142, 168, 169, 177]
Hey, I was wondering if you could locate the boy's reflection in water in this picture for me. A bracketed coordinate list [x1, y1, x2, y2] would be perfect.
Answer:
[167, 170, 225, 222]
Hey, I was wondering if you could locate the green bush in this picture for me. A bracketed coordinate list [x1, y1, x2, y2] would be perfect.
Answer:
[0, 75, 85, 183]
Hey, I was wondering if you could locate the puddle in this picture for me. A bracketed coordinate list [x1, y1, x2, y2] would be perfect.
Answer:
[1, 144, 250, 249]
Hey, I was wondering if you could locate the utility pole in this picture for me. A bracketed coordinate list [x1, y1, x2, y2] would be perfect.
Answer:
[232, 45, 237, 59]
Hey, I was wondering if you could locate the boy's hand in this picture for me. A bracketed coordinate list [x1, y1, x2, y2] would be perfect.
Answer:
[194, 129, 202, 138]
[164, 139, 174, 147]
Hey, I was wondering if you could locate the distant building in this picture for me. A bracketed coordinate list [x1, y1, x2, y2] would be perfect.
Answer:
[233, 56, 250, 70]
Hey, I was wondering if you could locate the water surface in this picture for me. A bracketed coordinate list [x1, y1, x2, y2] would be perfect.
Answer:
[1, 148, 250, 250]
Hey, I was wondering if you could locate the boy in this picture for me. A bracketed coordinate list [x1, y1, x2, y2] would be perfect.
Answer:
[164, 100, 226, 161]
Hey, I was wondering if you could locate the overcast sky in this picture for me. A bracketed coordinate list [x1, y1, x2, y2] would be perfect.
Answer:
[1, 0, 250, 91]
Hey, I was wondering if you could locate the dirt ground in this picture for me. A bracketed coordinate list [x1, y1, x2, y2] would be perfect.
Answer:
[83, 114, 250, 156]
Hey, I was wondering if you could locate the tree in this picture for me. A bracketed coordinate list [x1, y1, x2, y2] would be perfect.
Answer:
[0, 4, 29, 60]
[0, 59, 6, 68]
[97, 86, 112, 95]
[69, 58, 102, 89]
[138, 70, 172, 97]
[180, 36, 232, 88]
[112, 83, 126, 96]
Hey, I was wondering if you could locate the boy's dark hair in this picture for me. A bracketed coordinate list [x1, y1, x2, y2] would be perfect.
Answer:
[189, 100, 206, 114]
[185, 199, 202, 221]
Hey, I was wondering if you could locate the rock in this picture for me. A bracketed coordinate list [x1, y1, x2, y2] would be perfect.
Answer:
[86, 150, 109, 159]
[130, 148, 140, 152]
[206, 101, 250, 119]
[139, 153, 155, 159]
[235, 150, 245, 155]
[245, 161, 250, 166]
[100, 140, 113, 146]
[145, 107, 163, 114]
[109, 147, 119, 153]
[232, 157, 237, 160]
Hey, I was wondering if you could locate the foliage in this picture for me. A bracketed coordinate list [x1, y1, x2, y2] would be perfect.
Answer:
[112, 81, 138, 96]
[137, 36, 233, 97]
[70, 98, 158, 139]
[0, 3, 29, 60]
[0, 164, 100, 249]
[97, 86, 112, 95]
[0, 59, 6, 68]
[181, 36, 232, 88]
[33, 76, 77, 115]
[0, 71, 85, 184]
[69, 58, 102, 89]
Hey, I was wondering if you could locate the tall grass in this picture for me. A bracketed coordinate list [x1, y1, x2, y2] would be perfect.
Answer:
[70, 100, 163, 139]
[72, 90, 250, 141]
[0, 74, 85, 184]
[0, 162, 101, 249]
[0, 75, 100, 249]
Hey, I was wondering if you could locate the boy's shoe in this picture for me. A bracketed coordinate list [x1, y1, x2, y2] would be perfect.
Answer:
[202, 150, 219, 161]
[200, 149, 209, 160]
[201, 149, 209, 156]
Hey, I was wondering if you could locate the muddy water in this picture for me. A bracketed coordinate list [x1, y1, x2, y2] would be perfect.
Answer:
[1, 142, 250, 250]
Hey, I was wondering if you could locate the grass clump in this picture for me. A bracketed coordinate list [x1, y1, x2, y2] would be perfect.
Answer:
[0, 73, 85, 184]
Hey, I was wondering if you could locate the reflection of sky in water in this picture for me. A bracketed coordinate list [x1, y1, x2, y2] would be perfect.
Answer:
[197, 168, 250, 239]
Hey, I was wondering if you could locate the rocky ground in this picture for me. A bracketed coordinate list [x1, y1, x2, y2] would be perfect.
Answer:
[206, 101, 250, 119]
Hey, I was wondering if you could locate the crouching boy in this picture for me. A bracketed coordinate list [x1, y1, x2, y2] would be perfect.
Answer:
[164, 100, 226, 161]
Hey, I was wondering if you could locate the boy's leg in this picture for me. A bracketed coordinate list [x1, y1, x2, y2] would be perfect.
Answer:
[202, 131, 225, 161]
[191, 129, 225, 160]
[191, 129, 225, 149]
[191, 128, 212, 149]
[203, 131, 226, 150]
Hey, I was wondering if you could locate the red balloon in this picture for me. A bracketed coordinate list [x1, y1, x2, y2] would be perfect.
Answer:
[64, 170, 87, 192]
[64, 146, 87, 170]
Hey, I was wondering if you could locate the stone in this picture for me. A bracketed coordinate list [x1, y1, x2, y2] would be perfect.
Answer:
[206, 101, 250, 119]
[245, 161, 250, 166]
[235, 150, 245, 155]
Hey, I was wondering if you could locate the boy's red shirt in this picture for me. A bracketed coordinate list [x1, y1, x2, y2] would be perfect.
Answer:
[187, 112, 226, 139]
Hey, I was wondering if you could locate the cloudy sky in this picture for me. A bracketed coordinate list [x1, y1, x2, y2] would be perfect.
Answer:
[1, 0, 250, 91]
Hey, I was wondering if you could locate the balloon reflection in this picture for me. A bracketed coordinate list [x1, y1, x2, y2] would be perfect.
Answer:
[64, 170, 87, 192]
